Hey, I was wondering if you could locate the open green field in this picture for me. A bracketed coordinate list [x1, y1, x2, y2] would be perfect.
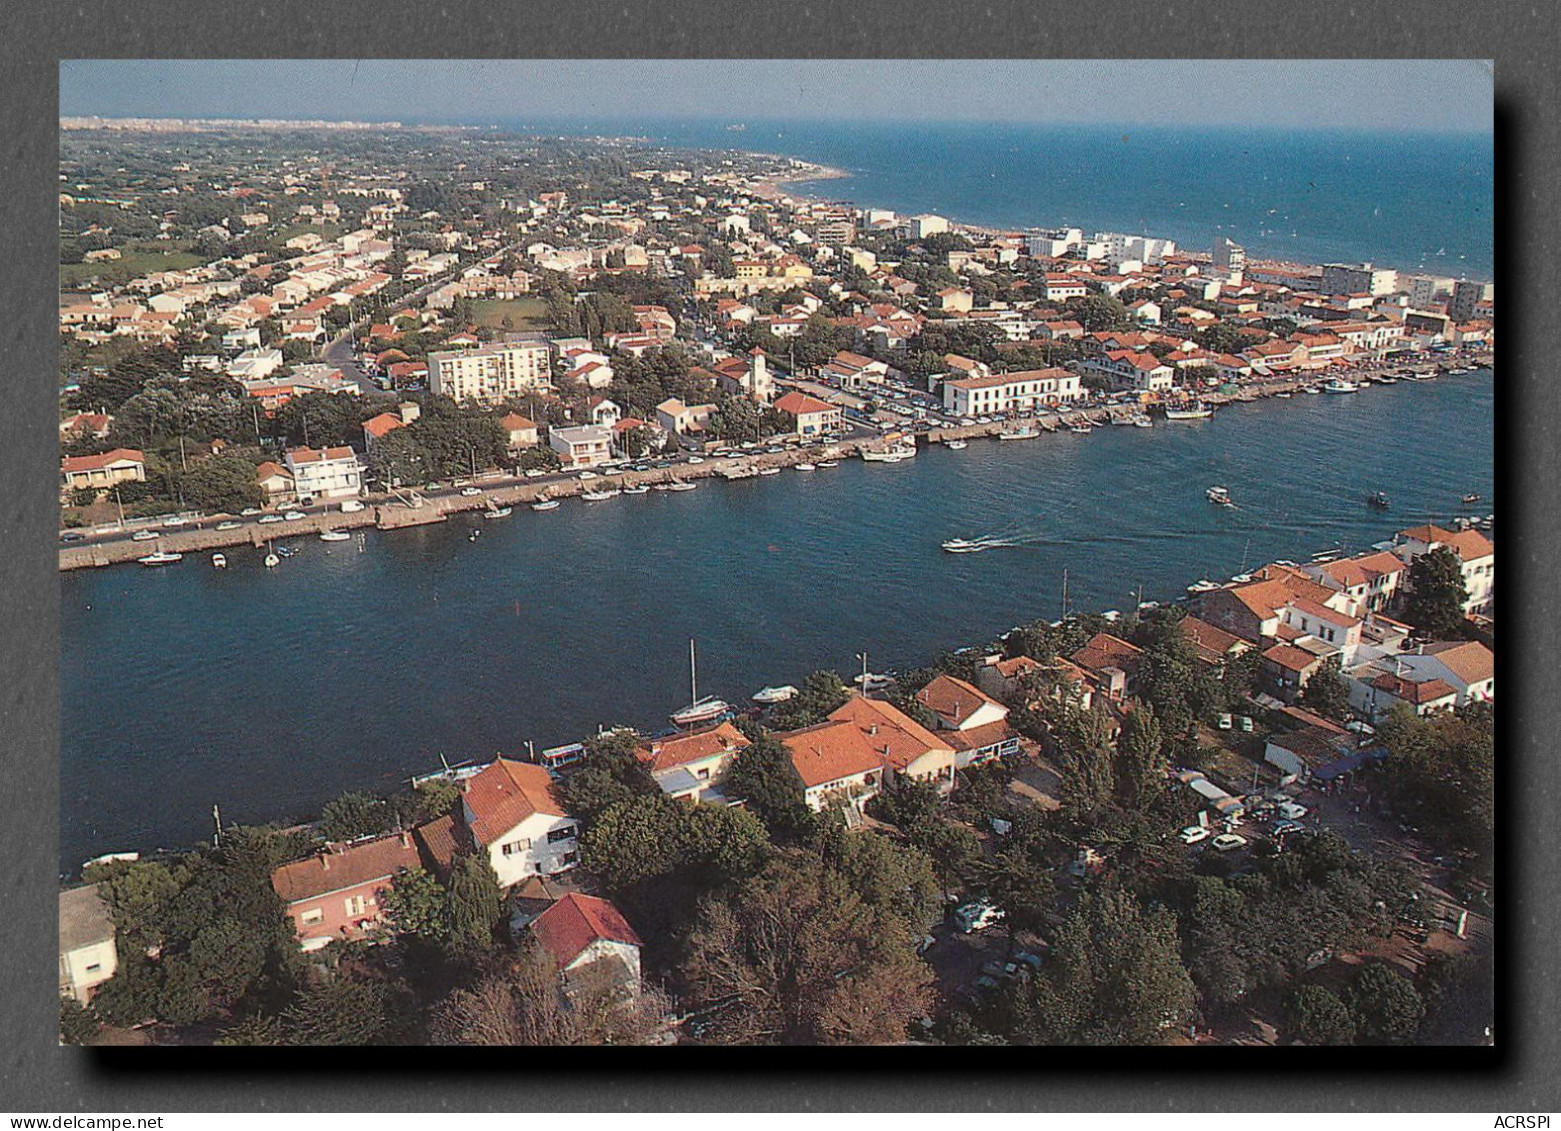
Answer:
[470, 297, 554, 332]
[60, 245, 205, 289]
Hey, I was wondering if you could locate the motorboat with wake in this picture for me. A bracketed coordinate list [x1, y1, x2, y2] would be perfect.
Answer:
[1206, 485, 1233, 506]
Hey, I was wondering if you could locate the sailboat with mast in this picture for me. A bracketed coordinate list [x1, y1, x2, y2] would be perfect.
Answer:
[669, 638, 730, 728]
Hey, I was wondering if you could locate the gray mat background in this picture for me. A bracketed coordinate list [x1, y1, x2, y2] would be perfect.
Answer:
[2, 2, 1553, 1112]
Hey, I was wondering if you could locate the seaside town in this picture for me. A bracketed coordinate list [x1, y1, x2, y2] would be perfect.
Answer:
[56, 119, 1494, 1048]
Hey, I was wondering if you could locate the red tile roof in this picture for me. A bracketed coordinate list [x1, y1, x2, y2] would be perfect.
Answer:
[824, 696, 953, 773]
[462, 758, 568, 846]
[412, 814, 465, 874]
[914, 674, 1004, 728]
[635, 720, 750, 774]
[529, 893, 642, 970]
[780, 719, 889, 788]
[1371, 673, 1457, 704]
[773, 391, 836, 417]
[362, 412, 405, 439]
[1262, 643, 1320, 673]
[270, 833, 421, 904]
[1070, 632, 1145, 677]
[61, 448, 144, 474]
[1420, 641, 1495, 684]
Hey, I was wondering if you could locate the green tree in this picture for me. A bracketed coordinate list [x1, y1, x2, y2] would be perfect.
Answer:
[765, 669, 851, 730]
[316, 791, 393, 842]
[1402, 547, 1469, 639]
[1283, 985, 1357, 1045]
[177, 454, 263, 514]
[555, 730, 658, 823]
[1346, 963, 1425, 1043]
[367, 427, 427, 487]
[1115, 704, 1165, 810]
[1301, 658, 1351, 720]
[681, 846, 934, 1044]
[723, 733, 812, 842]
[1065, 294, 1131, 332]
[1004, 887, 1196, 1045]
[59, 996, 101, 1045]
[381, 866, 449, 947]
[279, 977, 409, 1045]
[1054, 702, 1116, 815]
[443, 852, 503, 959]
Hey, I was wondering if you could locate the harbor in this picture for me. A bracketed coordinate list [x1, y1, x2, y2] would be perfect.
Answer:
[60, 368, 1493, 869]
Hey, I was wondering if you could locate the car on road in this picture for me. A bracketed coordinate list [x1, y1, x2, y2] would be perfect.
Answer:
[459, 486, 482, 497]
[283, 510, 306, 521]
[1211, 833, 1248, 853]
[577, 471, 598, 481]
[686, 456, 704, 464]
[60, 531, 86, 543]
[524, 468, 546, 478]
[1179, 825, 1211, 845]
[240, 507, 263, 517]
[162, 517, 190, 528]
[131, 529, 160, 541]
[258, 514, 284, 524]
[340, 500, 366, 513]
[214, 521, 242, 531]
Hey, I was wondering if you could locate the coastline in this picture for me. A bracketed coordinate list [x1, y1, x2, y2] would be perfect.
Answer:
[60, 357, 1493, 573]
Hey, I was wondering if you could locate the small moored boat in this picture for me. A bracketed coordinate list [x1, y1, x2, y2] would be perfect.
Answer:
[670, 639, 730, 728]
[622, 484, 650, 495]
[138, 550, 183, 567]
[1367, 491, 1390, 509]
[945, 440, 968, 450]
[758, 466, 782, 476]
[794, 462, 817, 471]
[485, 505, 513, 518]
[752, 685, 799, 705]
[531, 495, 560, 511]
[1322, 379, 1359, 394]
[319, 529, 352, 542]
[211, 553, 227, 569]
[667, 479, 697, 491]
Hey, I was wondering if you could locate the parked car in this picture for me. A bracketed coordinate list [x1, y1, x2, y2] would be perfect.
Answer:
[340, 500, 365, 513]
[240, 507, 263, 517]
[1277, 802, 1309, 821]
[524, 468, 546, 478]
[577, 471, 598, 481]
[283, 510, 306, 521]
[686, 456, 705, 464]
[1271, 819, 1306, 837]
[258, 514, 284, 524]
[1217, 713, 1233, 730]
[1179, 825, 1211, 845]
[1211, 833, 1248, 853]
[1238, 715, 1254, 733]
[60, 531, 86, 543]
[459, 486, 482, 497]
[214, 520, 242, 531]
[162, 516, 190, 529]
[131, 529, 160, 541]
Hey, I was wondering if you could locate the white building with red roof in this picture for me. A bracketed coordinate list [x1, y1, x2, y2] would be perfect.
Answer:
[942, 367, 1082, 416]
[60, 448, 145, 494]
[772, 390, 841, 437]
[912, 674, 1021, 768]
[284, 445, 363, 500]
[1393, 524, 1494, 615]
[634, 720, 751, 803]
[527, 892, 643, 994]
[453, 757, 580, 887]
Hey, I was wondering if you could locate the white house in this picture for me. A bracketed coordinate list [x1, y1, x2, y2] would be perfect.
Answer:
[1396, 641, 1495, 706]
[528, 893, 644, 996]
[456, 757, 580, 887]
[912, 673, 1021, 768]
[58, 884, 118, 1003]
[1393, 524, 1495, 615]
[942, 368, 1082, 416]
[284, 445, 363, 500]
[634, 720, 750, 804]
[548, 424, 614, 469]
[227, 347, 286, 381]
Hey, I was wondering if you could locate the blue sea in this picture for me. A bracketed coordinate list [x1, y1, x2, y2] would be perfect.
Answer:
[494, 117, 1494, 280]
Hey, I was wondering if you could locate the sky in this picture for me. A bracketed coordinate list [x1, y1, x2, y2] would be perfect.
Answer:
[59, 60, 1493, 133]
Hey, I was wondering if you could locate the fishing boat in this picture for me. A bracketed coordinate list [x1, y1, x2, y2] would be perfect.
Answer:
[670, 639, 730, 728]
[1165, 404, 1214, 420]
[1322, 378, 1359, 394]
[1132, 415, 1153, 428]
[667, 479, 697, 491]
[210, 553, 227, 569]
[276, 545, 299, 558]
[485, 505, 513, 518]
[581, 488, 617, 501]
[1206, 485, 1233, 506]
[1302, 385, 1322, 395]
[1067, 420, 1093, 434]
[1275, 391, 1292, 399]
[1461, 493, 1482, 505]
[817, 460, 841, 468]
[319, 529, 352, 542]
[138, 550, 183, 567]
[758, 466, 782, 476]
[998, 424, 1041, 441]
[1367, 491, 1391, 509]
[1186, 579, 1222, 594]
[622, 483, 650, 495]
[862, 443, 916, 462]
[794, 462, 817, 471]
[853, 671, 896, 693]
[752, 684, 799, 705]
[942, 538, 986, 554]
[531, 493, 560, 511]
[945, 439, 968, 451]
[1376, 374, 1398, 385]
